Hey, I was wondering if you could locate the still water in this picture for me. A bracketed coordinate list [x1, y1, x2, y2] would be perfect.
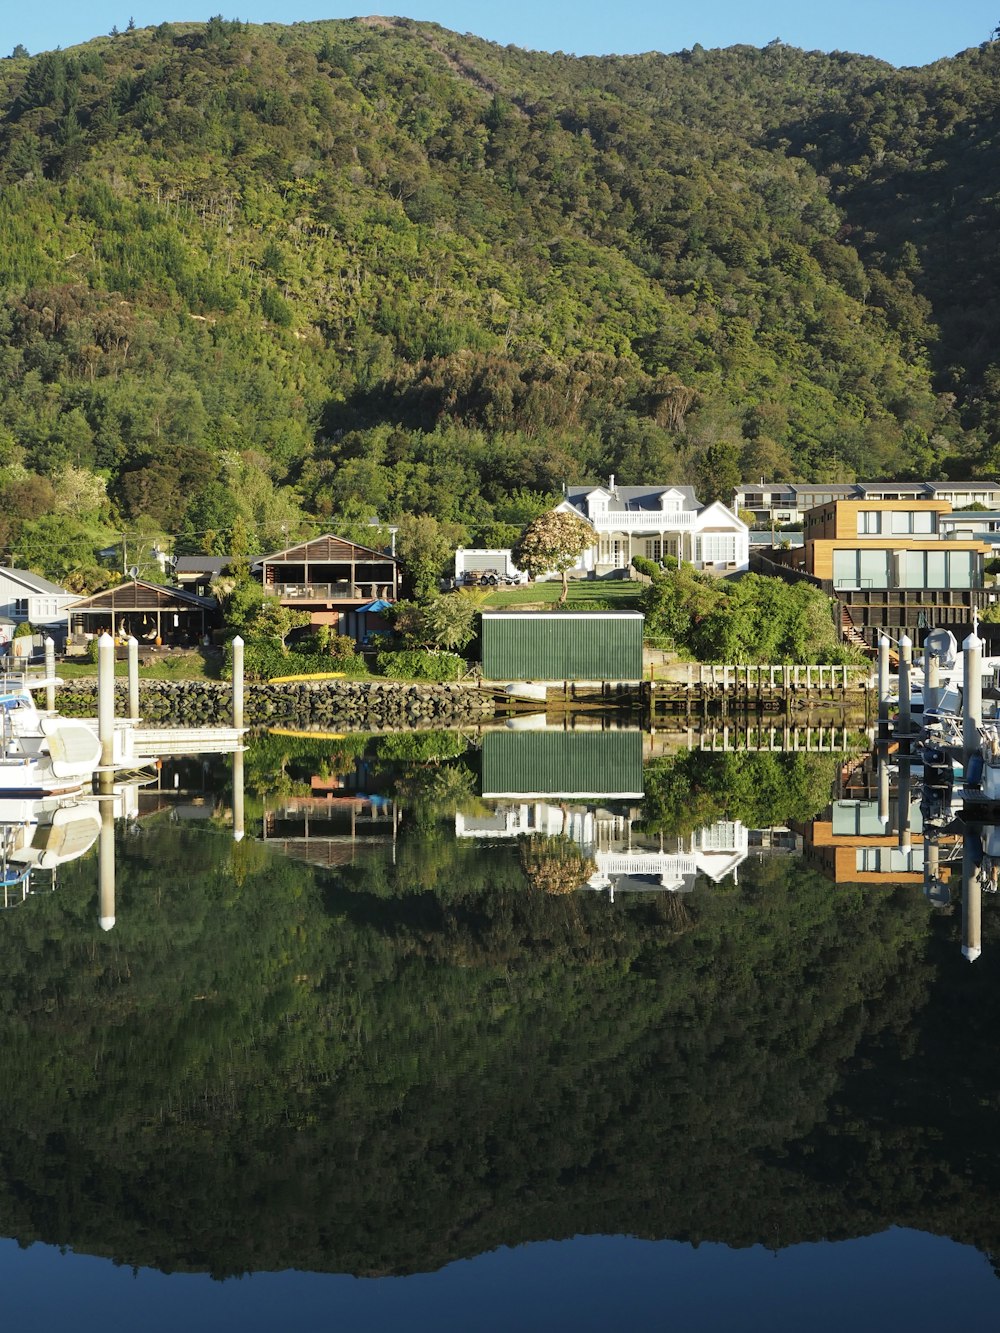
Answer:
[1, 725, 999, 1331]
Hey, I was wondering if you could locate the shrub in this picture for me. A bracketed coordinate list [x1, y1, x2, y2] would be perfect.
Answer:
[375, 649, 466, 681]
[631, 555, 660, 578]
[223, 637, 369, 681]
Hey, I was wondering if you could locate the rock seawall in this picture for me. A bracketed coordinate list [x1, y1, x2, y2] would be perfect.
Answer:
[54, 678, 496, 730]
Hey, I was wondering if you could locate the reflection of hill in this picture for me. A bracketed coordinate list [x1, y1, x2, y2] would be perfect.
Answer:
[0, 818, 997, 1279]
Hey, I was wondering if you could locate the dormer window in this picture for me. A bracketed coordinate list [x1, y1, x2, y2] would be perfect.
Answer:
[659, 488, 684, 511]
[586, 489, 610, 519]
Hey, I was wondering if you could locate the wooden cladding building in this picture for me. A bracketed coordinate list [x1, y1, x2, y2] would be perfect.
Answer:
[255, 534, 400, 640]
[67, 579, 215, 646]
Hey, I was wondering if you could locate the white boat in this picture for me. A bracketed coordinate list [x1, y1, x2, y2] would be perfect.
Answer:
[0, 686, 101, 796]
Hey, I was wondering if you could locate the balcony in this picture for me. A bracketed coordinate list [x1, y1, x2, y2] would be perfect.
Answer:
[270, 581, 394, 602]
[590, 510, 695, 532]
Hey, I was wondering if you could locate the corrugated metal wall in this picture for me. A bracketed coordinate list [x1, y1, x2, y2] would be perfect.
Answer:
[482, 730, 644, 797]
[482, 613, 643, 680]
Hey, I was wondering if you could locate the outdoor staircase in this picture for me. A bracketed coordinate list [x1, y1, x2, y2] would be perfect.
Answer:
[840, 605, 872, 655]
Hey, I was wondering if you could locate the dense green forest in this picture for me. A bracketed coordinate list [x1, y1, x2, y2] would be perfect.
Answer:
[0, 747, 1000, 1276]
[2, 18, 1000, 579]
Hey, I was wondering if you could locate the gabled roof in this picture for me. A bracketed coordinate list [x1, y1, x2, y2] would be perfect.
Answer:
[0, 567, 69, 596]
[256, 534, 397, 565]
[695, 499, 749, 531]
[564, 484, 700, 513]
[175, 556, 231, 575]
[68, 579, 214, 612]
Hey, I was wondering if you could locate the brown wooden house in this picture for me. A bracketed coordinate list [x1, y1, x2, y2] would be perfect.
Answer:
[66, 580, 216, 651]
[254, 535, 400, 641]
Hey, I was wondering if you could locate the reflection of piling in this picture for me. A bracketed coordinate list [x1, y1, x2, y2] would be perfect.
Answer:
[98, 799, 115, 932]
[878, 636, 891, 729]
[897, 755, 912, 852]
[898, 634, 912, 741]
[127, 635, 139, 722]
[233, 748, 245, 843]
[97, 632, 115, 769]
[878, 750, 890, 826]
[924, 837, 949, 908]
[44, 637, 55, 712]
[964, 632, 983, 767]
[924, 640, 940, 717]
[232, 635, 244, 731]
[962, 833, 982, 962]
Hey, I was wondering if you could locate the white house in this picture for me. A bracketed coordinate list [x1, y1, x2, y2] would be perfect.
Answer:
[556, 478, 749, 576]
[0, 568, 75, 633]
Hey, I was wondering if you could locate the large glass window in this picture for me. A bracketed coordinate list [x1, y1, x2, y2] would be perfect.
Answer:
[948, 551, 973, 588]
[926, 550, 948, 587]
[901, 552, 925, 588]
[857, 511, 881, 534]
[858, 548, 890, 588]
[832, 550, 858, 587]
[889, 510, 937, 534]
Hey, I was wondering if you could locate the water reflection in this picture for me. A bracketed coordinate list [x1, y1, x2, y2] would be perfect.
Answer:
[2, 722, 999, 1292]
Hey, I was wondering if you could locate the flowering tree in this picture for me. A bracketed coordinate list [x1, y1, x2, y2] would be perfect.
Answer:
[511, 509, 595, 604]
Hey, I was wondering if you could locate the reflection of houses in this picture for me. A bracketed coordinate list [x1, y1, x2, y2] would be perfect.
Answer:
[588, 821, 748, 898]
[66, 579, 216, 649]
[557, 479, 749, 576]
[800, 792, 960, 886]
[456, 802, 748, 896]
[263, 791, 400, 869]
[254, 535, 400, 642]
[480, 730, 645, 799]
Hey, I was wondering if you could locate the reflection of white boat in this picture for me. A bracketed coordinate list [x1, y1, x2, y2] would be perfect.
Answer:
[7, 802, 102, 870]
[963, 726, 1000, 808]
[0, 792, 104, 909]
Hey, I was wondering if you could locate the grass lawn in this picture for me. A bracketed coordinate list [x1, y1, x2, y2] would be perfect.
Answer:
[53, 649, 222, 682]
[481, 579, 644, 610]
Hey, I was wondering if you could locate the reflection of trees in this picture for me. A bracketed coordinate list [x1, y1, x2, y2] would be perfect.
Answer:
[519, 833, 595, 894]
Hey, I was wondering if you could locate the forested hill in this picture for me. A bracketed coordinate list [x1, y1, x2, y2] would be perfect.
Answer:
[2, 17, 1000, 574]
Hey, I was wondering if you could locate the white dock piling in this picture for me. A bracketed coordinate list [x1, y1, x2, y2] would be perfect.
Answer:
[898, 634, 912, 737]
[878, 636, 891, 724]
[127, 636, 140, 722]
[962, 833, 982, 962]
[963, 632, 984, 763]
[232, 635, 244, 730]
[97, 632, 115, 769]
[44, 637, 55, 712]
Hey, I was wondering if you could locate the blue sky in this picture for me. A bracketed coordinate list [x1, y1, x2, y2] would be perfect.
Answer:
[4, 1, 999, 68]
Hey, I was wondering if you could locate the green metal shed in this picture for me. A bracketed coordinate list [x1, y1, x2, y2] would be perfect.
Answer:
[481, 730, 644, 799]
[481, 611, 644, 681]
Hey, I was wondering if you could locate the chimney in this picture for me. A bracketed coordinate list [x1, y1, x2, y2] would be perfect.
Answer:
[608, 473, 616, 495]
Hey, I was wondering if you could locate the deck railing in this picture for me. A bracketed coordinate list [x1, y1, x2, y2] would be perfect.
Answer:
[271, 581, 394, 601]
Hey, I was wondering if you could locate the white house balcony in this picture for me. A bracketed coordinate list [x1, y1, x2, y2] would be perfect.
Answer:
[590, 510, 695, 532]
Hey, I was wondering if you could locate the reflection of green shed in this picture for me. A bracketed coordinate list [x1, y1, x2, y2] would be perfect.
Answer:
[482, 731, 644, 799]
[481, 611, 644, 681]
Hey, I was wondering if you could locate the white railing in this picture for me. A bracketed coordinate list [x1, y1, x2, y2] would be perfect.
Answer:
[590, 510, 696, 532]
[595, 852, 698, 877]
